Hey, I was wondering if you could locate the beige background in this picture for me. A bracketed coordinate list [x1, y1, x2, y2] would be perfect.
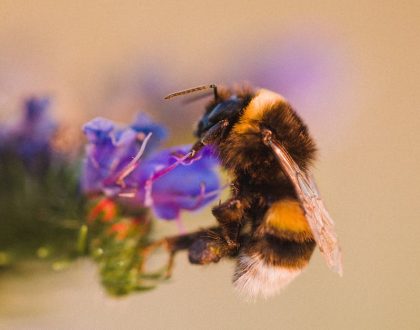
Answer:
[0, 1, 419, 329]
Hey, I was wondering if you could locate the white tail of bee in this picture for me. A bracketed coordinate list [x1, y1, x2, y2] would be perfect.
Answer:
[233, 253, 303, 300]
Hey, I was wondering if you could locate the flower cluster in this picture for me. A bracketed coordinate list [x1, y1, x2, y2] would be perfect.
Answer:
[0, 96, 221, 296]
[81, 115, 220, 221]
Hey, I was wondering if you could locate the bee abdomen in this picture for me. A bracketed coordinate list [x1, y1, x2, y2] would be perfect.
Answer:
[233, 199, 315, 299]
[233, 238, 315, 299]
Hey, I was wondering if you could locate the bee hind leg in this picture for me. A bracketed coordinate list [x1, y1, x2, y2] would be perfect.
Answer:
[140, 229, 217, 276]
[211, 198, 246, 251]
[142, 197, 247, 270]
[143, 227, 228, 268]
[183, 198, 245, 265]
[188, 235, 225, 264]
[186, 198, 247, 265]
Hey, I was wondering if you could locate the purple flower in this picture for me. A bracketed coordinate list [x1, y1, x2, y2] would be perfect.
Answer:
[81, 116, 220, 220]
[128, 145, 220, 220]
[81, 117, 142, 194]
[0, 97, 57, 172]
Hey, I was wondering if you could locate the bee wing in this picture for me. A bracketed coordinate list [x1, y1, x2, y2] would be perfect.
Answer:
[263, 130, 343, 275]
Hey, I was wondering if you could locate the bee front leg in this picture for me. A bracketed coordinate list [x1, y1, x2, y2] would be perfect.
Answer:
[189, 119, 229, 158]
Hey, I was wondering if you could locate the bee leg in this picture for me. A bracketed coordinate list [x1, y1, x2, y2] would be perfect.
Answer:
[210, 198, 245, 253]
[188, 226, 243, 264]
[140, 229, 211, 276]
[189, 119, 229, 157]
[188, 235, 225, 264]
[148, 227, 226, 267]
[164, 226, 227, 265]
[143, 226, 241, 268]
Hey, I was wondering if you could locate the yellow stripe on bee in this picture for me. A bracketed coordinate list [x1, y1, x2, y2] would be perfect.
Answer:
[233, 89, 285, 135]
[265, 199, 311, 233]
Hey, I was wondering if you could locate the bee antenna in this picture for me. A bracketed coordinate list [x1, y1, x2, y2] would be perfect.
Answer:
[164, 84, 218, 101]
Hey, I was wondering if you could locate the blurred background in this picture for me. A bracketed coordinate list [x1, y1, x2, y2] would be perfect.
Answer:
[0, 0, 419, 329]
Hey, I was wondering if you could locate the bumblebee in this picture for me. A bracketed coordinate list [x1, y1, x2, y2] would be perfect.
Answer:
[151, 84, 342, 299]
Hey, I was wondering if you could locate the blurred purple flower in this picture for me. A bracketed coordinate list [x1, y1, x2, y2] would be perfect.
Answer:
[81, 116, 220, 220]
[15, 97, 56, 155]
[223, 32, 345, 114]
[0, 96, 57, 172]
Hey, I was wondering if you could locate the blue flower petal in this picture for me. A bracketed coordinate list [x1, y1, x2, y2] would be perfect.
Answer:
[153, 203, 180, 220]
[131, 113, 168, 141]
[82, 117, 115, 144]
[130, 145, 220, 220]
[130, 113, 168, 153]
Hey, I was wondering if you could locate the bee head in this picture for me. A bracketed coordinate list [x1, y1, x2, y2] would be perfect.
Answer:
[195, 97, 243, 138]
[165, 84, 255, 139]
